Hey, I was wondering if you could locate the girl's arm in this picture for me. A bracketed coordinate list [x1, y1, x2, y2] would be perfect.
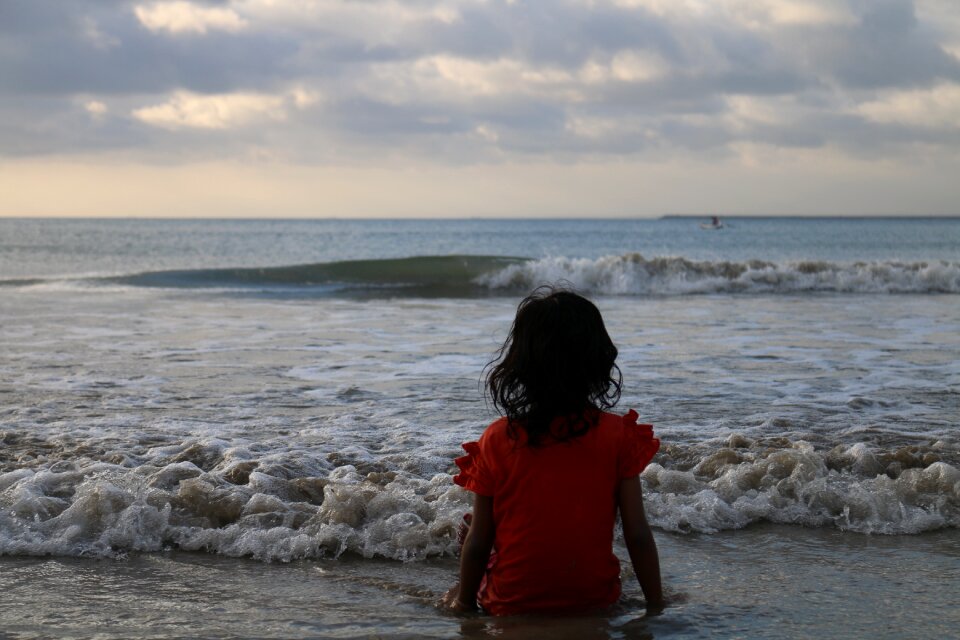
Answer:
[618, 475, 665, 612]
[451, 494, 495, 612]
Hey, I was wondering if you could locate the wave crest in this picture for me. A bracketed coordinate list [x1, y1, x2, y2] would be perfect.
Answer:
[1, 436, 957, 560]
[4, 254, 958, 297]
[478, 254, 960, 295]
[642, 440, 960, 535]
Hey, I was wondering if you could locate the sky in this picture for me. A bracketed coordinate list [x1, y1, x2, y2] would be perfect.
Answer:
[1, 0, 959, 218]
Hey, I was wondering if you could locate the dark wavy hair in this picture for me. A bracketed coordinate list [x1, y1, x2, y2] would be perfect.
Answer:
[486, 287, 622, 446]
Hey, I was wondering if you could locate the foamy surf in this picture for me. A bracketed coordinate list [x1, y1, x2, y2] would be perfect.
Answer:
[478, 254, 960, 295]
[642, 439, 960, 535]
[2, 434, 957, 561]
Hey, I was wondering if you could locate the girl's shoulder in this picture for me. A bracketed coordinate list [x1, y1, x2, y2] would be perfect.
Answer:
[597, 409, 652, 433]
[485, 415, 511, 433]
[473, 411, 655, 450]
[474, 416, 511, 445]
[607, 409, 659, 477]
[482, 411, 649, 437]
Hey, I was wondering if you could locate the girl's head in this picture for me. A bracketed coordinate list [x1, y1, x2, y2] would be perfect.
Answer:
[487, 287, 622, 445]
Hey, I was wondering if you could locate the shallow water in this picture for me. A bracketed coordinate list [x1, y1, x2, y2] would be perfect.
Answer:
[2, 290, 957, 559]
[1, 525, 957, 639]
[1, 218, 958, 637]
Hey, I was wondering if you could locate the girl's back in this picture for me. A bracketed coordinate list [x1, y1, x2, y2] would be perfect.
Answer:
[455, 410, 657, 615]
[445, 288, 664, 616]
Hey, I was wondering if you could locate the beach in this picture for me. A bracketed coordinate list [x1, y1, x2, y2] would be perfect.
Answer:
[1, 217, 958, 638]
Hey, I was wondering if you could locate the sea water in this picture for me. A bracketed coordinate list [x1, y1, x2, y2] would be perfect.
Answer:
[1, 217, 958, 638]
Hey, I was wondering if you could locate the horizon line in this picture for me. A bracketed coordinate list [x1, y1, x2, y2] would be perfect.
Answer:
[1, 213, 959, 221]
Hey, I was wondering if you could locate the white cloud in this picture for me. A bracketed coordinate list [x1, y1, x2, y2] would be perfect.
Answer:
[723, 95, 802, 131]
[362, 56, 580, 104]
[565, 115, 624, 139]
[362, 49, 668, 107]
[580, 50, 668, 84]
[84, 101, 109, 118]
[610, 50, 667, 82]
[763, 1, 855, 27]
[289, 86, 321, 109]
[234, 0, 461, 43]
[858, 83, 960, 130]
[424, 57, 528, 97]
[609, 0, 855, 27]
[607, 0, 711, 18]
[134, 1, 248, 35]
[917, 0, 960, 63]
[474, 124, 499, 142]
[132, 89, 317, 130]
[82, 17, 121, 50]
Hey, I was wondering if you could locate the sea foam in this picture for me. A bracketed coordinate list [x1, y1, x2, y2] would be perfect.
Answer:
[478, 255, 960, 295]
[1, 436, 957, 561]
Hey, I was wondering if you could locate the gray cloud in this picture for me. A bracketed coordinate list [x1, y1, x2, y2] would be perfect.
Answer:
[1, 0, 959, 163]
[1, 7, 296, 96]
[784, 2, 960, 89]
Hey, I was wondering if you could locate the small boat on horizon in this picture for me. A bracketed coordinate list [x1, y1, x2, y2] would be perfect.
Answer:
[700, 215, 724, 230]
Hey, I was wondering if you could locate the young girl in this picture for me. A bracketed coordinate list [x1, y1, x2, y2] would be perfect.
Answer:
[444, 288, 664, 616]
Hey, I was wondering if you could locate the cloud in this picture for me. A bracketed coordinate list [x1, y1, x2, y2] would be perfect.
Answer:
[360, 55, 581, 105]
[858, 82, 960, 129]
[81, 16, 122, 50]
[134, 1, 248, 35]
[132, 88, 315, 129]
[612, 0, 856, 27]
[2, 0, 960, 167]
[3, 1, 960, 216]
[235, 0, 462, 36]
[84, 100, 109, 118]
[764, 1, 856, 26]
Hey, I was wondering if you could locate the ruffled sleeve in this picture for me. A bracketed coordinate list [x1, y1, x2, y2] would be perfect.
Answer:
[454, 438, 496, 497]
[617, 409, 660, 479]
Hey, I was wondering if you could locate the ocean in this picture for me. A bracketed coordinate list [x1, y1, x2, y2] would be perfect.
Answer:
[1, 217, 958, 638]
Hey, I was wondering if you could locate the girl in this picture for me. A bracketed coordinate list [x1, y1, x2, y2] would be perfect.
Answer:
[444, 288, 664, 616]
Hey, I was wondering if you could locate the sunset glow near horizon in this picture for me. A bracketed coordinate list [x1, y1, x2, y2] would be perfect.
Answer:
[2, 0, 960, 218]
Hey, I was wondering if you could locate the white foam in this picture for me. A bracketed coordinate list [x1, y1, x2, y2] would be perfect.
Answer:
[477, 255, 960, 295]
[0, 460, 472, 561]
[642, 445, 960, 535]
[1, 436, 957, 562]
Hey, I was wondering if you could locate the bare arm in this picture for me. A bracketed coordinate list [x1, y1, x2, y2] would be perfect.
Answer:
[618, 475, 664, 611]
[450, 494, 495, 612]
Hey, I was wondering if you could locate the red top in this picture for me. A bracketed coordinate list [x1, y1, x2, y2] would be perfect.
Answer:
[453, 410, 659, 616]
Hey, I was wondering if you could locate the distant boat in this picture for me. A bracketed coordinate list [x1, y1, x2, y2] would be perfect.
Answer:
[700, 216, 724, 230]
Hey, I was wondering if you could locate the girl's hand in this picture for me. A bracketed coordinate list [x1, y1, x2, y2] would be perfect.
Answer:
[646, 588, 686, 615]
[439, 585, 459, 607]
[449, 599, 478, 614]
[645, 598, 666, 616]
[440, 585, 478, 613]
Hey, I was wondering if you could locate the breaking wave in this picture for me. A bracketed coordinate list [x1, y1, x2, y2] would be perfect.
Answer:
[1, 435, 956, 561]
[477, 254, 960, 295]
[3, 254, 958, 296]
